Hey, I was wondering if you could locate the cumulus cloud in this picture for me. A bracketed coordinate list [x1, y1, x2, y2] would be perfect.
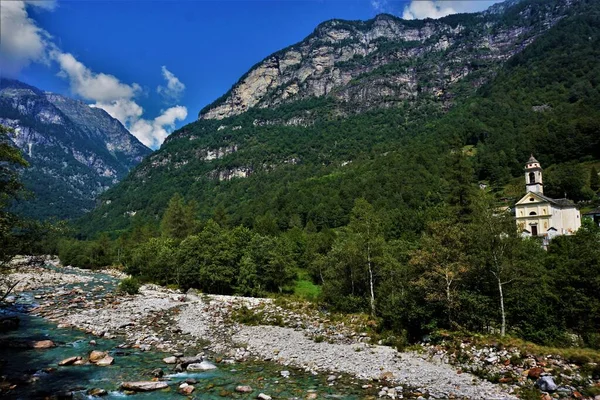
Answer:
[157, 66, 185, 101]
[54, 51, 186, 148]
[53, 51, 141, 102]
[0, 1, 55, 76]
[402, 1, 502, 20]
[130, 106, 188, 148]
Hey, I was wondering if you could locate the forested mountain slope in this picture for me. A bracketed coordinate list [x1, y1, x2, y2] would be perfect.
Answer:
[0, 79, 151, 220]
[79, 0, 599, 235]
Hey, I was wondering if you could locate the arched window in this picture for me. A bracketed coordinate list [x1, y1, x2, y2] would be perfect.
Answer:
[529, 172, 536, 184]
[529, 211, 537, 215]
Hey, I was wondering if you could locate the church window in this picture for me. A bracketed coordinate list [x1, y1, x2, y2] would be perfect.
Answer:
[529, 197, 535, 202]
[529, 211, 537, 215]
[529, 172, 536, 183]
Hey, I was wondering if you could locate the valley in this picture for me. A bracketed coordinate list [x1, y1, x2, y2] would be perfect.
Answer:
[1, 0, 600, 398]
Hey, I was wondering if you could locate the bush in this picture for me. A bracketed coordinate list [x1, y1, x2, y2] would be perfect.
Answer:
[118, 277, 140, 295]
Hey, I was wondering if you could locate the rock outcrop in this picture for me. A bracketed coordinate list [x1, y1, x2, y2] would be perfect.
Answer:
[199, 0, 577, 120]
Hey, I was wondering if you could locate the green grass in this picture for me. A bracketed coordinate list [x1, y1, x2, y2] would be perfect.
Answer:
[293, 270, 321, 301]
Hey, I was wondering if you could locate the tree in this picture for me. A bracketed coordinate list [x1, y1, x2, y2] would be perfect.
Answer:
[0, 125, 28, 268]
[410, 220, 469, 327]
[160, 193, 197, 240]
[322, 199, 386, 316]
[349, 198, 383, 316]
[0, 125, 29, 301]
[469, 193, 526, 336]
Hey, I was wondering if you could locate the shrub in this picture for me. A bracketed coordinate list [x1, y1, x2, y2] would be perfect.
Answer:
[118, 277, 140, 295]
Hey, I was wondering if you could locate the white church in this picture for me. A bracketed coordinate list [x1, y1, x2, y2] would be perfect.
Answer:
[515, 155, 581, 239]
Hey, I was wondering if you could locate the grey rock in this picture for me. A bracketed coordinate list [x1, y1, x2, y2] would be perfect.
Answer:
[186, 361, 217, 371]
[536, 376, 558, 392]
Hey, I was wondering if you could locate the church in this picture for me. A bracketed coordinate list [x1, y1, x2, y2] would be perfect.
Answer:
[515, 155, 581, 239]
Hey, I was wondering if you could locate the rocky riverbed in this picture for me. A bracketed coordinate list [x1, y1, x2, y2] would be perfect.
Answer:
[0, 258, 531, 399]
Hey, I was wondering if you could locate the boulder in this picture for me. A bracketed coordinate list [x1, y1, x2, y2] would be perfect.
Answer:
[163, 356, 178, 364]
[95, 355, 114, 366]
[120, 381, 168, 391]
[58, 356, 81, 366]
[257, 394, 272, 400]
[536, 376, 558, 392]
[30, 340, 55, 349]
[87, 388, 107, 396]
[235, 385, 253, 393]
[151, 368, 164, 377]
[89, 350, 107, 363]
[527, 367, 544, 379]
[179, 385, 195, 395]
[179, 355, 204, 366]
[186, 361, 217, 371]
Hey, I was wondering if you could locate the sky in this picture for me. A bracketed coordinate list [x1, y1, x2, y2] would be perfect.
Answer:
[0, 0, 503, 149]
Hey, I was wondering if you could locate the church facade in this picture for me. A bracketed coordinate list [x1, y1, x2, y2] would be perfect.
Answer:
[515, 155, 581, 238]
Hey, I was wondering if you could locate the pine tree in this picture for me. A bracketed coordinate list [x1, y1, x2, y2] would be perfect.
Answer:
[160, 193, 197, 240]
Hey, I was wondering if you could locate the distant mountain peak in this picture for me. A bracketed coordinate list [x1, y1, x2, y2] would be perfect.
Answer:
[0, 79, 151, 220]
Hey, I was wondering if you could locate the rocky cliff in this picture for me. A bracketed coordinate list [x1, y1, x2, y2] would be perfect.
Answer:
[0, 79, 151, 219]
[199, 0, 576, 121]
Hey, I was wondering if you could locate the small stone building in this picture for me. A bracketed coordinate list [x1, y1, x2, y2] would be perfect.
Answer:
[515, 155, 581, 238]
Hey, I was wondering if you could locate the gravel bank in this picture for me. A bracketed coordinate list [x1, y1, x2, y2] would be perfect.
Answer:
[232, 326, 517, 399]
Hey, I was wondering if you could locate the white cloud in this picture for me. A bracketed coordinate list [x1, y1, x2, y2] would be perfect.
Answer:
[402, 1, 501, 20]
[157, 66, 185, 101]
[0, 1, 55, 76]
[129, 106, 188, 148]
[53, 51, 141, 102]
[91, 99, 143, 126]
[54, 51, 186, 148]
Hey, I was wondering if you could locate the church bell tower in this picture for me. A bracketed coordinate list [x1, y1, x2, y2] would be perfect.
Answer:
[525, 155, 543, 194]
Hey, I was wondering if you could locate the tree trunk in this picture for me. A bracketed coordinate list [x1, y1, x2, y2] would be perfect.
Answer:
[446, 274, 452, 326]
[368, 242, 375, 317]
[497, 277, 506, 337]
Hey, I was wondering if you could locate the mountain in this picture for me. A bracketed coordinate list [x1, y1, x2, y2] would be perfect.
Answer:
[78, 0, 600, 235]
[0, 79, 151, 220]
[199, 0, 571, 121]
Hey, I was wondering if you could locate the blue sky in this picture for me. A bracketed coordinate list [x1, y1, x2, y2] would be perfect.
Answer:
[0, 0, 501, 148]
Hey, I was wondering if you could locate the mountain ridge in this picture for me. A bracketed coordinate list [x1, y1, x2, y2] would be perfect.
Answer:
[198, 0, 577, 121]
[0, 78, 151, 220]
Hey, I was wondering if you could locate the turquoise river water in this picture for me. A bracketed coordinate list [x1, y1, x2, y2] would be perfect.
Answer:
[0, 266, 377, 399]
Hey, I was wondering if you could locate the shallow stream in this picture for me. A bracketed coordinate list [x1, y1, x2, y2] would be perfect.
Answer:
[0, 266, 376, 399]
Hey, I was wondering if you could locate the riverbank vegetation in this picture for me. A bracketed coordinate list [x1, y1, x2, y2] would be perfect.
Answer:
[57, 175, 600, 351]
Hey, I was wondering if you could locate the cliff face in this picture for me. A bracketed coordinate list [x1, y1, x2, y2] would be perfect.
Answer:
[0, 79, 151, 219]
[199, 0, 575, 120]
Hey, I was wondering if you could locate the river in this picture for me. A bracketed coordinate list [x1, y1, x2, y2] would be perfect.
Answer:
[0, 263, 379, 399]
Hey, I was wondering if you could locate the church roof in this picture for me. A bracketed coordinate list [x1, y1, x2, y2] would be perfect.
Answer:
[534, 193, 576, 208]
